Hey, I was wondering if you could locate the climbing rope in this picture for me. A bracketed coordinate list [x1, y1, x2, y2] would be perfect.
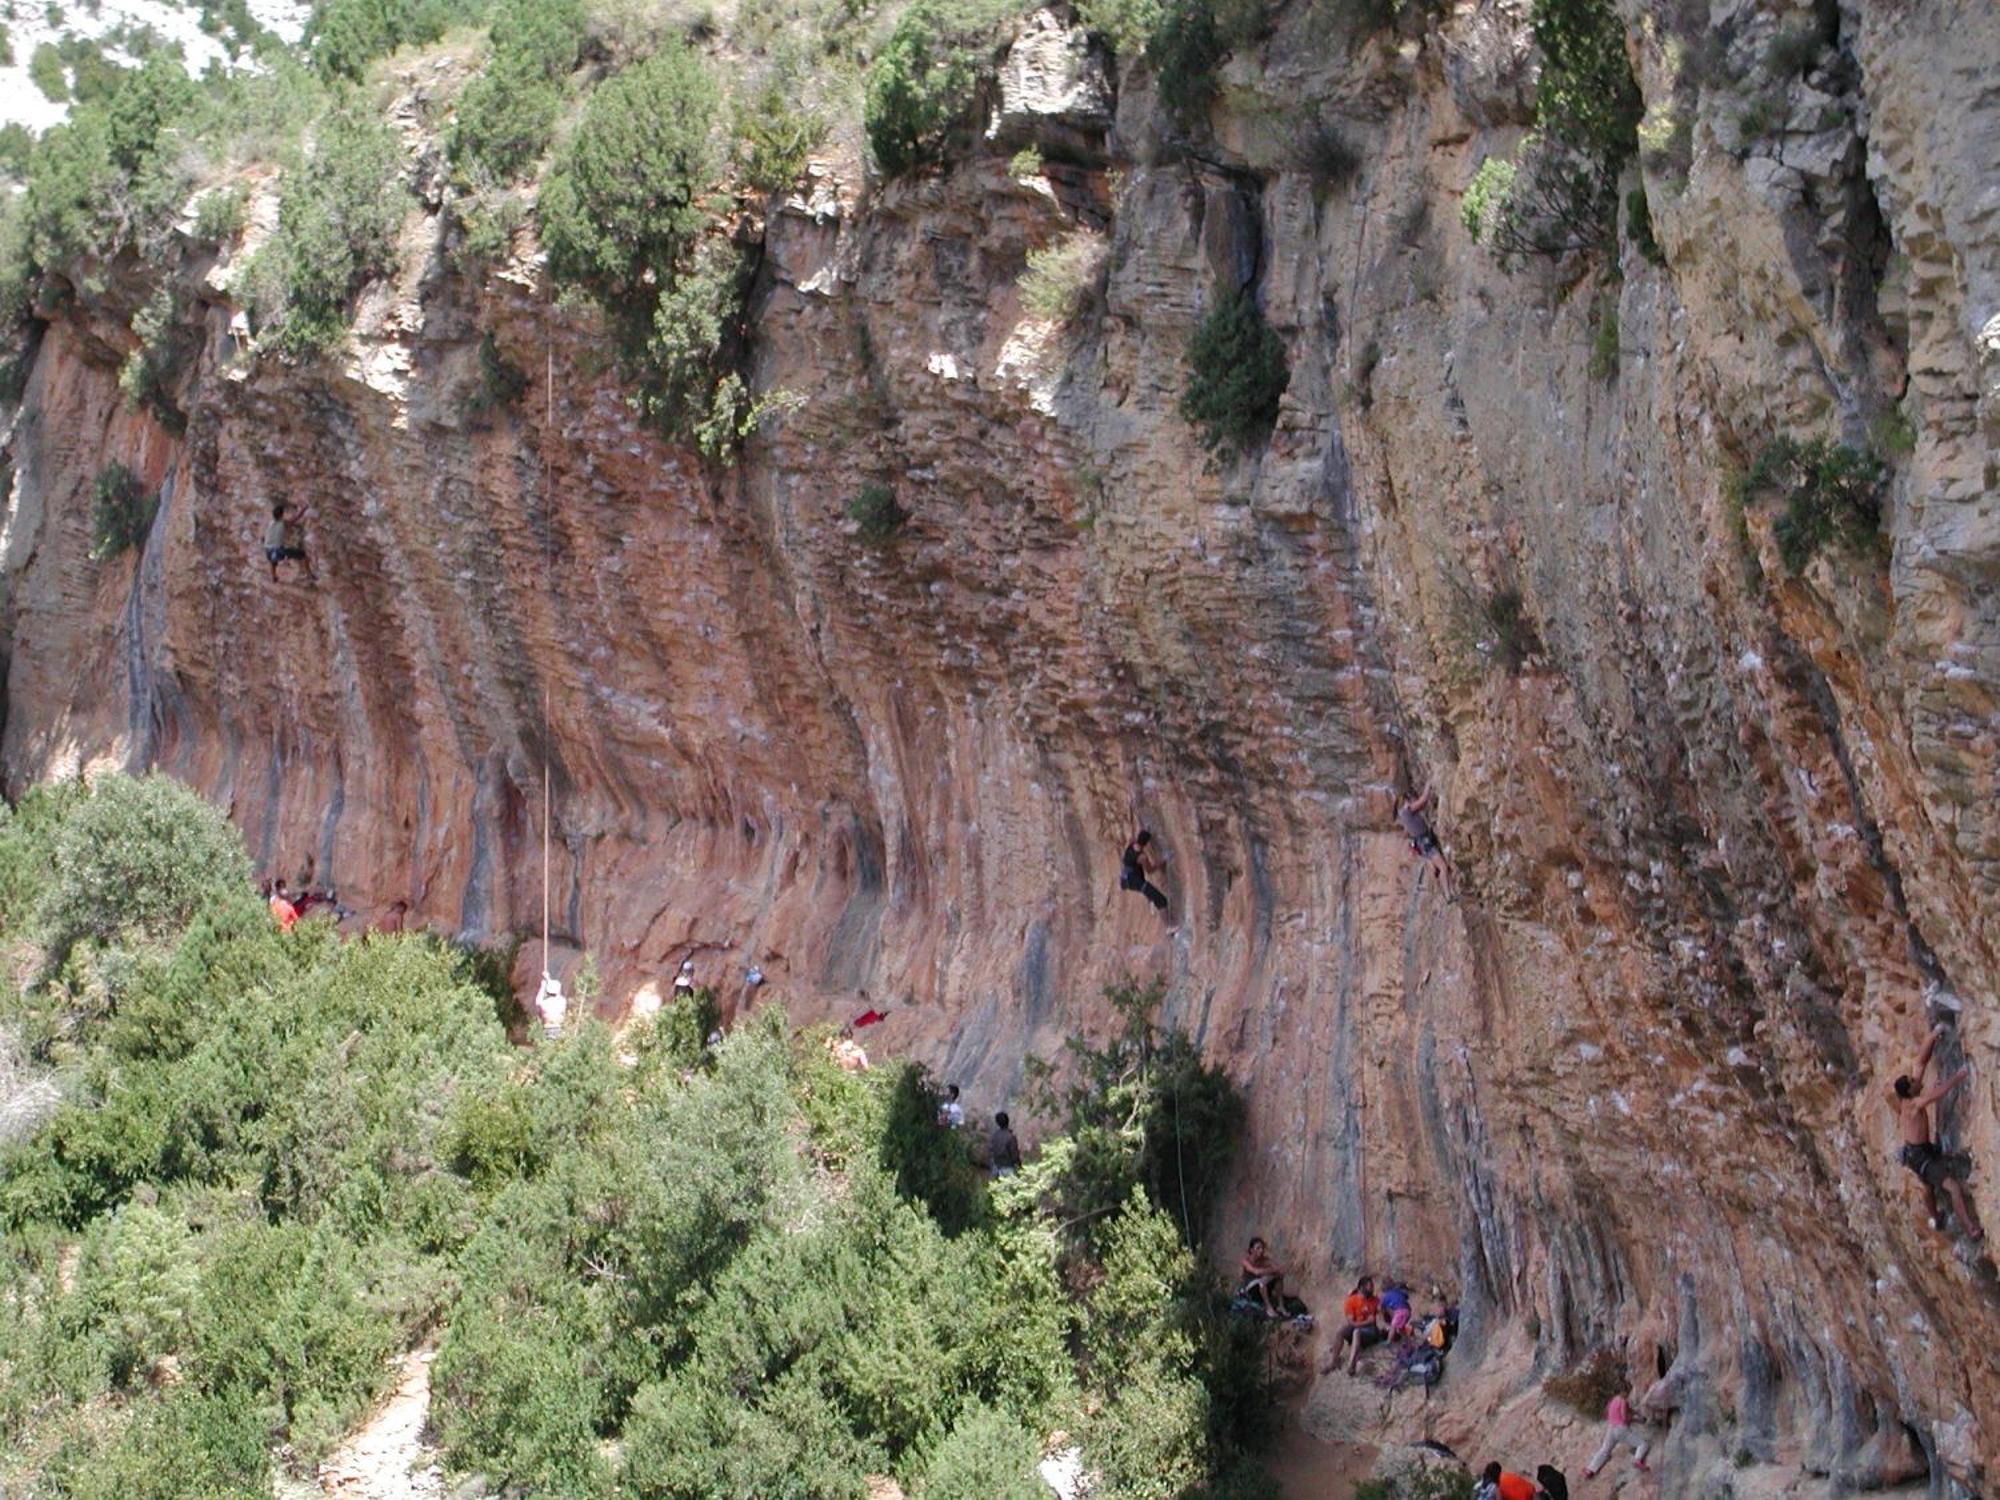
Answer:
[534, 344, 562, 1038]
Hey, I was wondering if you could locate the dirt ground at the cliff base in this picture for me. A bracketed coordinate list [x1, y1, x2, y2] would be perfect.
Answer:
[1269, 1412, 1377, 1499]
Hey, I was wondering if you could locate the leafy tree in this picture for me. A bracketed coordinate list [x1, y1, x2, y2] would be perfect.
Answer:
[40, 773, 249, 959]
[864, 0, 996, 176]
[1179, 287, 1289, 460]
[1744, 436, 1887, 574]
[448, 0, 583, 187]
[921, 1401, 1046, 1500]
[270, 109, 409, 350]
[104, 53, 196, 174]
[539, 42, 721, 310]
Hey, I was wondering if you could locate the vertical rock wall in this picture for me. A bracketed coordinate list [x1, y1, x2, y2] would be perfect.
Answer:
[3, 0, 1998, 1487]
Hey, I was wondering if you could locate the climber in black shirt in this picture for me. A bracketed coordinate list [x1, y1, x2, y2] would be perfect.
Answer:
[1120, 829, 1169, 915]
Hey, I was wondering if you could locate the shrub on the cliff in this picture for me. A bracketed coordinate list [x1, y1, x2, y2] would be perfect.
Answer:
[1019, 229, 1107, 323]
[847, 483, 909, 543]
[88, 461, 157, 561]
[448, 0, 585, 187]
[1180, 286, 1288, 459]
[269, 110, 408, 352]
[118, 286, 189, 433]
[1587, 300, 1618, 381]
[540, 41, 721, 308]
[1464, 0, 1639, 269]
[307, 0, 478, 81]
[191, 184, 249, 245]
[469, 329, 528, 413]
[736, 88, 824, 194]
[864, 0, 1003, 176]
[1529, 0, 1640, 165]
[1744, 436, 1886, 575]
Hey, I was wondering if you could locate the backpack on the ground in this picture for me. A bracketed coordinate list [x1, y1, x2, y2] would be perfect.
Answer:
[1536, 1464, 1570, 1500]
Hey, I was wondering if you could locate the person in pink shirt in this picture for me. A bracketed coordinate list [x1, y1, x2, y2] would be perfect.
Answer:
[1583, 1386, 1650, 1477]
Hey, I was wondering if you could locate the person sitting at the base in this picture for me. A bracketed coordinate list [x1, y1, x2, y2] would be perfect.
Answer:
[989, 1112, 1022, 1178]
[938, 1084, 965, 1129]
[268, 881, 299, 932]
[1320, 1276, 1383, 1375]
[1473, 1462, 1537, 1500]
[1238, 1237, 1286, 1319]
[1380, 1280, 1413, 1340]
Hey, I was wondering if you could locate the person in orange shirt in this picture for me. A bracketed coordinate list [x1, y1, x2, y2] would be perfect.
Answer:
[1476, 1462, 1538, 1500]
[268, 881, 299, 933]
[1320, 1275, 1383, 1375]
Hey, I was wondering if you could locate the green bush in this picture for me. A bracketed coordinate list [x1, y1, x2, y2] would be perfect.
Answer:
[118, 286, 187, 432]
[639, 234, 795, 457]
[1075, 0, 1159, 55]
[104, 53, 196, 175]
[1019, 229, 1107, 322]
[1744, 436, 1886, 574]
[1352, 1467, 1476, 1500]
[1027, 981, 1245, 1254]
[29, 42, 68, 102]
[22, 109, 128, 270]
[307, 0, 475, 81]
[1624, 184, 1663, 266]
[1459, 155, 1516, 244]
[540, 42, 721, 309]
[1147, 0, 1224, 126]
[88, 461, 158, 560]
[39, 774, 249, 960]
[1465, 0, 1639, 268]
[191, 184, 250, 245]
[448, 0, 583, 186]
[847, 483, 909, 543]
[921, 1401, 1045, 1499]
[1179, 287, 1288, 459]
[737, 89, 825, 194]
[1587, 301, 1617, 380]
[450, 62, 561, 186]
[270, 110, 409, 351]
[865, 0, 1019, 176]
[471, 329, 528, 412]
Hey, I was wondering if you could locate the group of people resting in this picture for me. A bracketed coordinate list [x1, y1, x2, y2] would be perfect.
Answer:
[263, 878, 343, 931]
[1320, 1274, 1456, 1375]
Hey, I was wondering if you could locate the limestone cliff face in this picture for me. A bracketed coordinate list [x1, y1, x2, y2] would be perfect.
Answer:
[5, 0, 2000, 1489]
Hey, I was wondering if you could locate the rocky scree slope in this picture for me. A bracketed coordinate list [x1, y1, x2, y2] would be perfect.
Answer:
[2, 0, 1999, 1490]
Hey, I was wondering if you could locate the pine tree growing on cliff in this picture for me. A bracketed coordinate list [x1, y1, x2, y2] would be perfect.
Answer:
[1180, 286, 1289, 459]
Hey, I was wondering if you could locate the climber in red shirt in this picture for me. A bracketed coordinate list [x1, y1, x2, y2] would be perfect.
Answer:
[268, 882, 299, 932]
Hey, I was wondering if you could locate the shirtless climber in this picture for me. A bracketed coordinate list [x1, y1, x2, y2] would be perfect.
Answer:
[265, 502, 314, 583]
[1119, 829, 1170, 917]
[1396, 786, 1454, 898]
[1893, 1023, 1984, 1241]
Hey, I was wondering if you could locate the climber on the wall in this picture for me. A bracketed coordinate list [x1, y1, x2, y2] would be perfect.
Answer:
[1396, 785, 1454, 898]
[264, 501, 314, 583]
[1119, 829, 1170, 916]
[1893, 1022, 1984, 1241]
